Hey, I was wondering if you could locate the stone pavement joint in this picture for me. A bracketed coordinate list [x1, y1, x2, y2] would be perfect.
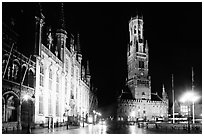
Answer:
[3, 125, 82, 134]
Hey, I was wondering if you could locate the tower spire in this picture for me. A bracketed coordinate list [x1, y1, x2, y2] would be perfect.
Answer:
[59, 2, 66, 30]
[86, 60, 90, 75]
[192, 67, 195, 124]
[77, 33, 81, 54]
[162, 84, 165, 93]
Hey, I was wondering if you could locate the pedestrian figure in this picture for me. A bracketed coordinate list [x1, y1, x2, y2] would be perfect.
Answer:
[155, 123, 158, 129]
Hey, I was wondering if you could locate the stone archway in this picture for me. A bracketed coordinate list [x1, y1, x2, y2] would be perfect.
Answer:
[2, 92, 20, 123]
[21, 98, 34, 129]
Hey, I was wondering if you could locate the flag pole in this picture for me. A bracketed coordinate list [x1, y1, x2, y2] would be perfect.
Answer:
[172, 74, 175, 124]
[192, 67, 195, 124]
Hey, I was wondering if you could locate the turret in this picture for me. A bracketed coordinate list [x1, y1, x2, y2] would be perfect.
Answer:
[34, 3, 45, 57]
[76, 33, 82, 63]
[47, 27, 53, 51]
[162, 84, 168, 100]
[55, 3, 67, 61]
[86, 60, 91, 86]
[81, 65, 86, 80]
[127, 15, 151, 100]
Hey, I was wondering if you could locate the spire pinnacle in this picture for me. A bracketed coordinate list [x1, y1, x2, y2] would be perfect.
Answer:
[162, 84, 165, 93]
[77, 33, 81, 54]
[86, 60, 90, 75]
[59, 2, 65, 29]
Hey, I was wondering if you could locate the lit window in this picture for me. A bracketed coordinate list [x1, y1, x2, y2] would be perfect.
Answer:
[40, 63, 44, 87]
[56, 73, 59, 93]
[181, 105, 188, 113]
[139, 61, 144, 68]
[134, 25, 137, 34]
[66, 59, 69, 72]
[39, 91, 44, 114]
[139, 45, 143, 52]
[49, 69, 52, 90]
[56, 95, 59, 116]
[48, 93, 52, 115]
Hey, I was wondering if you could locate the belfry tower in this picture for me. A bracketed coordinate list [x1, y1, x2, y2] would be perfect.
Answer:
[127, 15, 151, 100]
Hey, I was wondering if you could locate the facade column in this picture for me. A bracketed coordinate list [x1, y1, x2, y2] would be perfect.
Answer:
[5, 102, 7, 122]
[3, 102, 5, 122]
[17, 100, 22, 130]
[32, 100, 35, 128]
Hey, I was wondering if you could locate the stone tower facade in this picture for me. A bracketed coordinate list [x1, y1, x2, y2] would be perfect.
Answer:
[117, 15, 169, 122]
[127, 16, 151, 100]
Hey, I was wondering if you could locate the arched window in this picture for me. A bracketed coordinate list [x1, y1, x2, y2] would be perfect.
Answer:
[56, 95, 59, 116]
[134, 25, 137, 34]
[39, 89, 44, 115]
[2, 59, 7, 73]
[56, 73, 59, 93]
[7, 95, 17, 122]
[49, 69, 52, 90]
[65, 59, 69, 73]
[28, 69, 34, 88]
[40, 63, 44, 87]
[48, 92, 52, 115]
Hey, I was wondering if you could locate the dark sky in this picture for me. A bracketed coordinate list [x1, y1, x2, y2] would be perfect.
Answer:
[3, 2, 202, 113]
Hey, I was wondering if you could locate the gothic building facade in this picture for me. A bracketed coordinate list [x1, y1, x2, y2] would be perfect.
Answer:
[117, 15, 169, 122]
[2, 3, 98, 131]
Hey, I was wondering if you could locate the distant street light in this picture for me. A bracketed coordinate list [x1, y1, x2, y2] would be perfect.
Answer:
[180, 91, 200, 103]
[180, 91, 200, 133]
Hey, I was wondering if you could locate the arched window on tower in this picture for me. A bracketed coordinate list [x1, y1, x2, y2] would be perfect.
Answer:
[139, 61, 144, 69]
[139, 44, 143, 53]
[134, 25, 137, 34]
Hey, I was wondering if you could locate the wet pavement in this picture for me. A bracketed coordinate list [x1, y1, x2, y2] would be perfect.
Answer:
[3, 121, 202, 134]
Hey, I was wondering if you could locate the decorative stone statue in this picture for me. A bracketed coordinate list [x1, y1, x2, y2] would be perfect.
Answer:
[47, 28, 53, 50]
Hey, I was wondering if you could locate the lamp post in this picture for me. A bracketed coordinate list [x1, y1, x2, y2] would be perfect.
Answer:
[65, 109, 69, 130]
[93, 110, 96, 125]
[82, 112, 84, 127]
[180, 91, 200, 133]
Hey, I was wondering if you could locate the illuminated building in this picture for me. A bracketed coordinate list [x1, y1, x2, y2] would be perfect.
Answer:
[117, 15, 169, 122]
[2, 3, 98, 130]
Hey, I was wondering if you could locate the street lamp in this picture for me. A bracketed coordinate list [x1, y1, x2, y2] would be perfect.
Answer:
[93, 110, 96, 125]
[180, 91, 200, 133]
[82, 112, 84, 127]
[65, 109, 69, 130]
[23, 94, 31, 134]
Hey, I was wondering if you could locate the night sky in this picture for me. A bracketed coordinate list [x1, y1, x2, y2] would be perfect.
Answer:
[3, 2, 202, 115]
